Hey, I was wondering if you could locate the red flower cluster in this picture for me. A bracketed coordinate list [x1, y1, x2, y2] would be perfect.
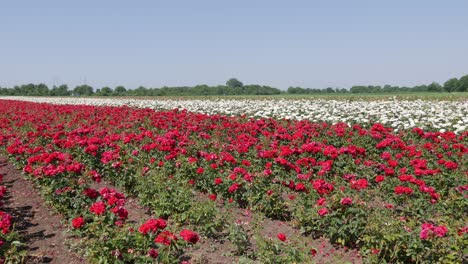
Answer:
[312, 179, 334, 195]
[340, 197, 353, 206]
[89, 201, 106, 215]
[72, 216, 85, 229]
[138, 218, 167, 235]
[350, 179, 368, 190]
[318, 208, 329, 217]
[394, 186, 413, 195]
[420, 223, 448, 240]
[83, 188, 100, 199]
[180, 229, 200, 244]
[154, 230, 178, 245]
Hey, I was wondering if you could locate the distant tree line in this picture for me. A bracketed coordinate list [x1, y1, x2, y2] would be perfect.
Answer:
[0, 78, 281, 96]
[288, 75, 468, 94]
[0, 76, 467, 96]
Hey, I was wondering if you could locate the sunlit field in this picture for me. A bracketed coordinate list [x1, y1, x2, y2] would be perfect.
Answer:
[1, 97, 466, 263]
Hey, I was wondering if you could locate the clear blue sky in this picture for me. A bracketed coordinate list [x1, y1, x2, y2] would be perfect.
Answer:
[1, 0, 467, 90]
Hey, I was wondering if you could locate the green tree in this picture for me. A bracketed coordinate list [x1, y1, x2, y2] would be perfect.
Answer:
[350, 86, 369, 93]
[114, 86, 127, 96]
[133, 86, 149, 96]
[50, 84, 70, 96]
[325, 87, 335, 93]
[443, 78, 459, 93]
[427, 82, 442, 92]
[73, 85, 94, 96]
[98, 86, 113, 96]
[226, 78, 243, 88]
[36, 83, 50, 96]
[457, 74, 468, 92]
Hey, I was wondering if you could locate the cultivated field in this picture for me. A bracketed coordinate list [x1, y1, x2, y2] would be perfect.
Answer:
[1, 96, 467, 133]
[0, 97, 467, 263]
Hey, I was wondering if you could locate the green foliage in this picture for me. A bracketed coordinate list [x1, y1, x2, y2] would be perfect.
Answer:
[458, 74, 468, 92]
[136, 172, 222, 236]
[443, 78, 459, 93]
[73, 84, 94, 96]
[97, 86, 113, 96]
[50, 84, 71, 96]
[113, 86, 127, 96]
[226, 78, 244, 88]
[227, 223, 253, 256]
[254, 235, 309, 264]
[0, 231, 27, 263]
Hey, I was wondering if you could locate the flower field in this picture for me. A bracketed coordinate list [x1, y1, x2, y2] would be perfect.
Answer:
[1, 96, 467, 133]
[0, 98, 467, 263]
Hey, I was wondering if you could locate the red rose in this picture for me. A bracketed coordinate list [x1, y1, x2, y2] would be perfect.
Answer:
[214, 177, 223, 185]
[398, 174, 413, 182]
[318, 208, 329, 216]
[295, 183, 307, 192]
[394, 186, 413, 195]
[89, 201, 106, 215]
[375, 175, 385, 183]
[316, 197, 326, 206]
[180, 229, 200, 244]
[350, 179, 368, 190]
[277, 233, 287, 242]
[155, 231, 178, 245]
[228, 183, 240, 193]
[147, 248, 158, 259]
[208, 194, 217, 201]
[83, 188, 100, 199]
[434, 225, 448, 237]
[139, 218, 167, 235]
[241, 160, 251, 166]
[388, 159, 398, 167]
[111, 207, 128, 220]
[340, 197, 353, 205]
[444, 161, 458, 170]
[72, 216, 85, 229]
[312, 179, 334, 195]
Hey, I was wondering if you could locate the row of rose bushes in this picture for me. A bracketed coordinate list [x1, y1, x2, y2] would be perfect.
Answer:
[7, 162, 200, 263]
[0, 99, 467, 263]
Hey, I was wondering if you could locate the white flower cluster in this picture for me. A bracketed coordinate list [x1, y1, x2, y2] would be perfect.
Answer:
[1, 96, 467, 133]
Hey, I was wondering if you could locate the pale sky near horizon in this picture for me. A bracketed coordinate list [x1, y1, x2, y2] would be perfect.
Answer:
[1, 0, 467, 90]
